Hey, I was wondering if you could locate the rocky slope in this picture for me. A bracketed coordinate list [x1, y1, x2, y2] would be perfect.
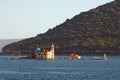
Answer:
[2, 0, 120, 55]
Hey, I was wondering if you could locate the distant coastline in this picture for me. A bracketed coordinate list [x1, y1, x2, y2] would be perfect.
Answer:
[0, 39, 22, 52]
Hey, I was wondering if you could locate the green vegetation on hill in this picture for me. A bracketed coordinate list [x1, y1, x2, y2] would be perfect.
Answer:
[2, 0, 120, 55]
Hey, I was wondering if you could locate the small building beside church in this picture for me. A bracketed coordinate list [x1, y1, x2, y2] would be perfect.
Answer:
[69, 53, 81, 59]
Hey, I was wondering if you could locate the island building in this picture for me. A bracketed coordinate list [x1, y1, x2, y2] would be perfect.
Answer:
[69, 53, 81, 59]
[35, 44, 54, 60]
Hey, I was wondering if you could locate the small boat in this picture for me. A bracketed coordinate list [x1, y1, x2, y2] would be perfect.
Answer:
[93, 54, 108, 60]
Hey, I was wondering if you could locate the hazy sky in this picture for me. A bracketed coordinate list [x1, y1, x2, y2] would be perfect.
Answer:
[0, 0, 113, 39]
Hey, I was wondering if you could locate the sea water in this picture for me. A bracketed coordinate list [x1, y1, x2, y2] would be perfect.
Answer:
[0, 56, 120, 80]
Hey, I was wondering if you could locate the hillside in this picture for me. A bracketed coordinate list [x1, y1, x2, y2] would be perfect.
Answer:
[2, 0, 120, 55]
[0, 39, 21, 52]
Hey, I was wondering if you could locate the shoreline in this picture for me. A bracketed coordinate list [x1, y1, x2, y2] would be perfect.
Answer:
[0, 53, 120, 56]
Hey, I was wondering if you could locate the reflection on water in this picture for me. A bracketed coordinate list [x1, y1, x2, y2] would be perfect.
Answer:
[0, 56, 120, 80]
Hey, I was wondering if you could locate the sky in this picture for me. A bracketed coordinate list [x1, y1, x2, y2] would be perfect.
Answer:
[0, 0, 114, 39]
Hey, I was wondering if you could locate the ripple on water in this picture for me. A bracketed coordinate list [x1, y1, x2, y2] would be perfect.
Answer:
[0, 56, 120, 80]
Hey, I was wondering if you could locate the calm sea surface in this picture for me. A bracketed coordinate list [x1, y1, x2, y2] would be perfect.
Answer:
[0, 56, 120, 80]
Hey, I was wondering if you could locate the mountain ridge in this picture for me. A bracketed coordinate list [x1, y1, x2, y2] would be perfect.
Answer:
[2, 0, 120, 55]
